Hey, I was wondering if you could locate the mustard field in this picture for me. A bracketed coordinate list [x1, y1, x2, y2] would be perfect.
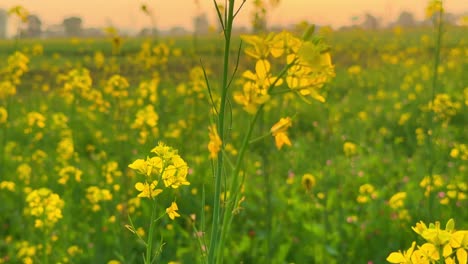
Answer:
[1, 4, 467, 264]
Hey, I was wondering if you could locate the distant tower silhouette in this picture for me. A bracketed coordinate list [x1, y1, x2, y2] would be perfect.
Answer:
[0, 9, 7, 39]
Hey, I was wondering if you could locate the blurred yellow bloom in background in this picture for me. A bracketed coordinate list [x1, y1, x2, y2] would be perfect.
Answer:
[271, 117, 292, 149]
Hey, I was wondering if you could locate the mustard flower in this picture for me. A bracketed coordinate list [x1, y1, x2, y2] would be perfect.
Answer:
[389, 192, 407, 209]
[343, 142, 357, 157]
[0, 81, 16, 99]
[56, 137, 75, 162]
[131, 105, 159, 129]
[0, 107, 8, 124]
[0, 181, 15, 191]
[166, 202, 180, 220]
[58, 165, 82, 184]
[301, 173, 316, 191]
[357, 184, 378, 204]
[104, 74, 129, 98]
[8, 5, 29, 22]
[426, 0, 444, 18]
[428, 93, 461, 122]
[135, 181, 163, 199]
[25, 112, 46, 130]
[234, 59, 282, 114]
[270, 117, 292, 150]
[240, 34, 272, 60]
[24, 188, 64, 229]
[450, 144, 468, 161]
[208, 125, 222, 159]
[162, 155, 190, 188]
[86, 186, 113, 211]
[151, 142, 178, 160]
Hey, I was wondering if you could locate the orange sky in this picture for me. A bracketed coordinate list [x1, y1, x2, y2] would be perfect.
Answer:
[1, 0, 467, 32]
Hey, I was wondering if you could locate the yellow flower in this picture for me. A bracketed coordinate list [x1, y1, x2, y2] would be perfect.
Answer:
[24, 188, 64, 229]
[301, 173, 316, 191]
[343, 142, 357, 157]
[161, 155, 190, 188]
[208, 125, 222, 159]
[271, 117, 292, 149]
[104, 74, 129, 98]
[426, 0, 444, 18]
[234, 59, 281, 114]
[8, 5, 29, 22]
[0, 181, 15, 191]
[166, 202, 180, 220]
[135, 181, 162, 199]
[347, 65, 361, 75]
[389, 192, 406, 209]
[0, 107, 7, 124]
[386, 241, 416, 263]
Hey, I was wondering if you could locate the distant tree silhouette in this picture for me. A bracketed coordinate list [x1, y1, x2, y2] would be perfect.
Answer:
[395, 11, 416, 27]
[21, 14, 42, 38]
[0, 9, 7, 39]
[193, 13, 209, 35]
[361, 13, 380, 30]
[63, 16, 82, 37]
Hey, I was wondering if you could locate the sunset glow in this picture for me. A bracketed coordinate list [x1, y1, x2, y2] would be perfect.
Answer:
[1, 0, 466, 33]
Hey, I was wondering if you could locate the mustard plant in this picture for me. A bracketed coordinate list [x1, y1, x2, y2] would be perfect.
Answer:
[127, 142, 190, 264]
[205, 1, 335, 263]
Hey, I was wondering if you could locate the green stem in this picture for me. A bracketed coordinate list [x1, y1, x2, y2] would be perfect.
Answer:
[216, 106, 263, 263]
[427, 4, 443, 219]
[0, 98, 10, 176]
[208, 0, 236, 263]
[145, 200, 157, 264]
[43, 222, 50, 264]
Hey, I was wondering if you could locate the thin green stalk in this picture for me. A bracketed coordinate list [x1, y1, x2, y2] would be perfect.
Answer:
[215, 58, 296, 262]
[145, 201, 158, 264]
[216, 106, 262, 263]
[261, 144, 273, 260]
[0, 97, 10, 176]
[426, 4, 443, 219]
[208, 0, 236, 263]
[43, 222, 50, 264]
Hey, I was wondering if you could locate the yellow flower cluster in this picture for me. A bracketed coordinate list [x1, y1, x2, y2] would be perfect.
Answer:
[388, 192, 410, 221]
[128, 142, 190, 219]
[357, 184, 378, 204]
[57, 165, 82, 185]
[131, 105, 159, 144]
[234, 31, 334, 114]
[86, 186, 113, 212]
[24, 112, 46, 134]
[426, 0, 444, 19]
[104, 74, 130, 98]
[440, 183, 467, 205]
[450, 144, 468, 161]
[0, 181, 15, 191]
[387, 219, 468, 264]
[420, 174, 445, 197]
[24, 188, 64, 229]
[428, 93, 461, 123]
[6, 51, 30, 85]
[343, 142, 358, 157]
[0, 80, 16, 100]
[56, 68, 93, 104]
